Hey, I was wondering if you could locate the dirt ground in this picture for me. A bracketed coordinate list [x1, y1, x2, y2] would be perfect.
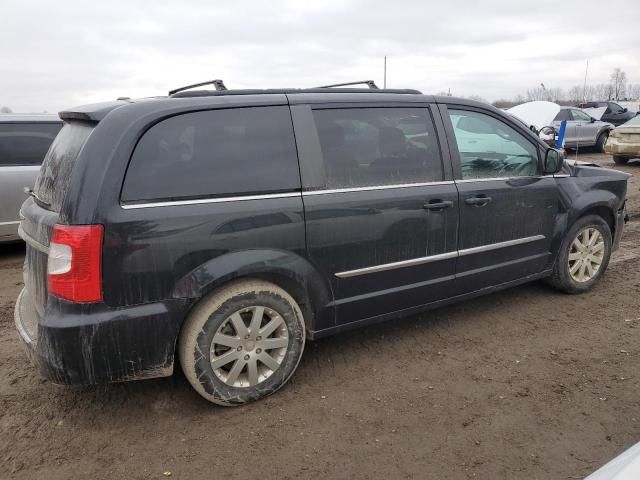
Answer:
[1, 152, 639, 480]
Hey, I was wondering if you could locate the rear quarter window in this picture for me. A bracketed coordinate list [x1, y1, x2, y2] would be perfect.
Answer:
[0, 123, 61, 166]
[121, 106, 300, 203]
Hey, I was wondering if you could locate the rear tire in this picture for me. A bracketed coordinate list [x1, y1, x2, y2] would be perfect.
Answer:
[179, 279, 306, 406]
[596, 131, 609, 153]
[613, 155, 629, 165]
[547, 215, 612, 294]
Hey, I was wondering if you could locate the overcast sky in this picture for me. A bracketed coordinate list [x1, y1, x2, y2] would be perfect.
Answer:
[2, 0, 639, 112]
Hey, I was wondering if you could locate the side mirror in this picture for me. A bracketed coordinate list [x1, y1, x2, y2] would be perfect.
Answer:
[622, 107, 628, 113]
[544, 148, 564, 174]
[590, 117, 596, 123]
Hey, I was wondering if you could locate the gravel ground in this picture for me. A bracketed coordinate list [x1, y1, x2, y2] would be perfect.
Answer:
[1, 152, 639, 480]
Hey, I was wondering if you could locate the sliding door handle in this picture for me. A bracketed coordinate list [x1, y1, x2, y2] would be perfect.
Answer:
[423, 200, 454, 211]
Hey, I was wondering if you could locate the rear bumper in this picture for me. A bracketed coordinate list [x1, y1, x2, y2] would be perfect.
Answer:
[14, 287, 186, 385]
[605, 138, 640, 157]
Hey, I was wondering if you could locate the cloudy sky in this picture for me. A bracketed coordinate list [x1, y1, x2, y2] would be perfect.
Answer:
[2, 0, 639, 112]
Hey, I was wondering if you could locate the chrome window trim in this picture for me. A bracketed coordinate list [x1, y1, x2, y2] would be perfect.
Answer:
[334, 235, 545, 278]
[455, 177, 510, 183]
[120, 192, 302, 209]
[121, 182, 460, 208]
[303, 181, 455, 196]
[335, 251, 458, 279]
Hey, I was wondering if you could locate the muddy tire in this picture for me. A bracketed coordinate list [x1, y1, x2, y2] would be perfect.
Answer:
[179, 279, 305, 406]
[547, 215, 612, 294]
[613, 156, 629, 165]
[596, 131, 609, 153]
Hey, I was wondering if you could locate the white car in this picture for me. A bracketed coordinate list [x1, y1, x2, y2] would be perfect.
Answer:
[586, 442, 640, 479]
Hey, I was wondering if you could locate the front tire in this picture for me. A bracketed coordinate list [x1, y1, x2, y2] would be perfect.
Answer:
[179, 279, 306, 406]
[548, 215, 612, 294]
[613, 155, 629, 165]
[596, 131, 609, 153]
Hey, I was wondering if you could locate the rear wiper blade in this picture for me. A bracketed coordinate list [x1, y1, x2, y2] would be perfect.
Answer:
[24, 187, 51, 208]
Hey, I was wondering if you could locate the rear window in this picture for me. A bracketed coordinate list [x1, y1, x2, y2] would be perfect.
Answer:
[121, 106, 300, 203]
[0, 123, 61, 166]
[34, 122, 94, 211]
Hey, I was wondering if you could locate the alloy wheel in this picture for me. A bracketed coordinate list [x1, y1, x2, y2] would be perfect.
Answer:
[210, 306, 289, 388]
[568, 227, 605, 283]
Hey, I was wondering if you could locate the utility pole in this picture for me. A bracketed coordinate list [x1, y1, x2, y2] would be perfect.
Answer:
[582, 60, 589, 103]
[383, 56, 387, 89]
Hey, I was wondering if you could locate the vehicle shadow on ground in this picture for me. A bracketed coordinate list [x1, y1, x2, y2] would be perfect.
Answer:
[0, 241, 26, 259]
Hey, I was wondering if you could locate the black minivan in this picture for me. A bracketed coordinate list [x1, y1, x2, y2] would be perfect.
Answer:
[15, 81, 629, 405]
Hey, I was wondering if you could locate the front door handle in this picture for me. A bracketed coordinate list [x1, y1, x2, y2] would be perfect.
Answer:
[464, 196, 493, 206]
[423, 200, 454, 211]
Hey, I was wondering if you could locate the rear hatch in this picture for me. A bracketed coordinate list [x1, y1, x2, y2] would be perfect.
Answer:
[20, 121, 95, 319]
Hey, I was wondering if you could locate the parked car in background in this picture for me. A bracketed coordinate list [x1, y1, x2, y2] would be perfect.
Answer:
[553, 107, 613, 152]
[605, 115, 640, 164]
[0, 114, 62, 242]
[577, 101, 637, 126]
[507, 102, 612, 151]
[15, 82, 629, 406]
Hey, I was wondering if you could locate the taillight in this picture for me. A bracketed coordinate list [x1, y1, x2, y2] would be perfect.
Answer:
[47, 224, 104, 303]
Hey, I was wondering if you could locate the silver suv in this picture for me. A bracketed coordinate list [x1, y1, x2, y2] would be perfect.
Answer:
[0, 114, 61, 242]
[553, 107, 613, 152]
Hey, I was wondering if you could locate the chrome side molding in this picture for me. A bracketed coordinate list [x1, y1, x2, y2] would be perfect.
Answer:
[335, 251, 459, 279]
[458, 235, 546, 256]
[335, 235, 545, 278]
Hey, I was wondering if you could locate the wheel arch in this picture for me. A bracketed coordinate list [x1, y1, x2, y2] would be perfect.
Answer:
[171, 249, 334, 333]
[565, 199, 617, 251]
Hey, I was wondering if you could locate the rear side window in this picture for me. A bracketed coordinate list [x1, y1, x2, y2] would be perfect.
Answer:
[0, 123, 61, 166]
[35, 122, 94, 211]
[121, 106, 300, 203]
[311, 107, 443, 189]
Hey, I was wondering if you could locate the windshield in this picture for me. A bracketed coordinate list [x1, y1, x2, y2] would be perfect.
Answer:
[621, 115, 640, 127]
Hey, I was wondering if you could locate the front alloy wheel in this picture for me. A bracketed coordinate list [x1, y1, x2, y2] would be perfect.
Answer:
[547, 214, 612, 294]
[568, 227, 605, 283]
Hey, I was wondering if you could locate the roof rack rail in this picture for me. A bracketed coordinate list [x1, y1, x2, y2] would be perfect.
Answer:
[169, 79, 227, 96]
[316, 80, 379, 90]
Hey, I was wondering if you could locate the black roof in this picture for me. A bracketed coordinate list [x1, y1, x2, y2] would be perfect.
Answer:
[59, 88, 498, 124]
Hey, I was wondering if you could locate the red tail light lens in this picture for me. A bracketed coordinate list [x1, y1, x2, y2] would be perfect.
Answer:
[48, 224, 104, 303]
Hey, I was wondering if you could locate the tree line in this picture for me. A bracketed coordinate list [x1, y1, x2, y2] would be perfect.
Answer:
[492, 68, 639, 108]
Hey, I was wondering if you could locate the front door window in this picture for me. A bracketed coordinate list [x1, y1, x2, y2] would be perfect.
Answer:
[448, 110, 539, 179]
